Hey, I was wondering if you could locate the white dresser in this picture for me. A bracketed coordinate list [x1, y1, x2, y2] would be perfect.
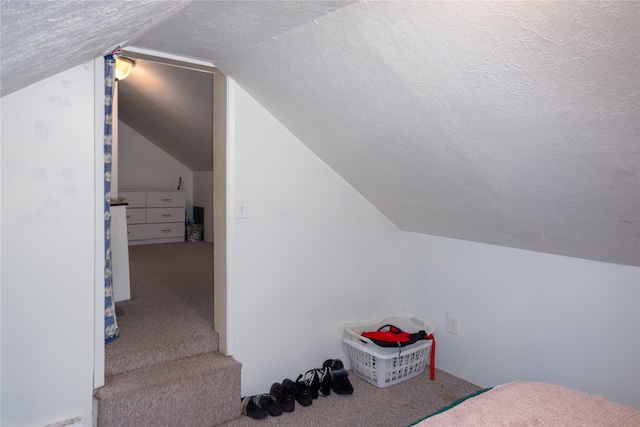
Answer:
[119, 190, 186, 245]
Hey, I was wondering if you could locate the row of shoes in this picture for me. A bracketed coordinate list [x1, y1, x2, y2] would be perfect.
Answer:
[241, 358, 354, 419]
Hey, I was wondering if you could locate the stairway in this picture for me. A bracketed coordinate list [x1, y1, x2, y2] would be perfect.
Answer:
[94, 242, 241, 426]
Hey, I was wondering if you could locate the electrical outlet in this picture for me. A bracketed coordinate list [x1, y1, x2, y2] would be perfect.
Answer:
[447, 313, 459, 335]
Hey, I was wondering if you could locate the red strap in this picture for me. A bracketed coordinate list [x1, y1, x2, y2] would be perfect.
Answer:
[425, 334, 436, 380]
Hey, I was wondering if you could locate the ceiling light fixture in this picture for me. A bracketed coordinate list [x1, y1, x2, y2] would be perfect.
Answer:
[115, 57, 134, 80]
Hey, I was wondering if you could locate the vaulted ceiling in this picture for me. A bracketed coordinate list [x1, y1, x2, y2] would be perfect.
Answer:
[1, 1, 638, 267]
[117, 59, 214, 172]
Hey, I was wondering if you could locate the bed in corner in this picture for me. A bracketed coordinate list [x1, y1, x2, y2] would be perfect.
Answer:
[409, 381, 639, 427]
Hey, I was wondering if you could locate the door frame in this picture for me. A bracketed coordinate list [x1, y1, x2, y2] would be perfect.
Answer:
[94, 47, 235, 388]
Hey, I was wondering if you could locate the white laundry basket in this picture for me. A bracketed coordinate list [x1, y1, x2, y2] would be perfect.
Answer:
[343, 312, 435, 388]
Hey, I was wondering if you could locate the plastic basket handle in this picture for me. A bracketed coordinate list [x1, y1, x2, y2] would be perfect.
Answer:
[346, 328, 375, 345]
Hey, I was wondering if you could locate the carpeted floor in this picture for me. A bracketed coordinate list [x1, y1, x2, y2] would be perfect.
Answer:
[106, 241, 217, 375]
[108, 241, 481, 426]
[99, 241, 242, 427]
[220, 368, 481, 427]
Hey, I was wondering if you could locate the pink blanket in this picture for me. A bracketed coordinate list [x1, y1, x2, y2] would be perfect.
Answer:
[414, 381, 640, 427]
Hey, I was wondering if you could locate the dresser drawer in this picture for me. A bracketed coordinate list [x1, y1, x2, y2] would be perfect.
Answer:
[119, 191, 146, 208]
[146, 222, 184, 239]
[146, 207, 184, 224]
[127, 224, 146, 241]
[146, 191, 186, 208]
[125, 208, 146, 224]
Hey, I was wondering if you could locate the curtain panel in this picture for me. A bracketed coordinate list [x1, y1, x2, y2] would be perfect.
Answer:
[104, 54, 119, 344]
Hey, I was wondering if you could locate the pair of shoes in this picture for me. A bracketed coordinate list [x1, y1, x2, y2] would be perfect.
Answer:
[304, 367, 332, 399]
[284, 375, 313, 406]
[241, 395, 267, 420]
[323, 359, 354, 395]
[241, 394, 283, 419]
[259, 394, 283, 416]
[270, 382, 295, 412]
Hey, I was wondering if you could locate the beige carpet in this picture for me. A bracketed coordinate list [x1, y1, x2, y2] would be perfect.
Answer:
[103, 241, 480, 426]
[106, 241, 217, 375]
[220, 368, 481, 427]
[98, 241, 242, 427]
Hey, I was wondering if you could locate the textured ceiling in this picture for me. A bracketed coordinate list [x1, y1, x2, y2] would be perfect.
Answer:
[0, 0, 193, 97]
[1, 1, 638, 266]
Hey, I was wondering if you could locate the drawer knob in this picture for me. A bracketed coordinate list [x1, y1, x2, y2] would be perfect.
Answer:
[162, 214, 172, 217]
[162, 198, 172, 202]
[162, 229, 171, 232]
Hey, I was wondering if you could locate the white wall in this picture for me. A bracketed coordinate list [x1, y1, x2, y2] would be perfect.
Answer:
[232, 85, 402, 396]
[193, 171, 213, 242]
[1, 62, 97, 426]
[401, 232, 640, 409]
[118, 121, 194, 218]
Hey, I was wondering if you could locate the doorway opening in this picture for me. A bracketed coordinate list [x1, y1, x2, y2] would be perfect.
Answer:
[95, 47, 233, 390]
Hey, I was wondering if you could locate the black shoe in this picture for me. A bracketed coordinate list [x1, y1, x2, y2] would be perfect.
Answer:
[258, 393, 283, 416]
[241, 395, 269, 419]
[270, 382, 295, 412]
[324, 358, 354, 395]
[283, 376, 313, 406]
[304, 369, 321, 399]
[319, 366, 332, 396]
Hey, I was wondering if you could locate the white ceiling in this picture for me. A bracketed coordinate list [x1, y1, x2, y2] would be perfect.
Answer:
[1, 1, 638, 266]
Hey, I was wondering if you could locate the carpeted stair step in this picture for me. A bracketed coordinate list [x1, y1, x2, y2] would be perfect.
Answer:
[105, 292, 219, 376]
[95, 351, 242, 427]
[104, 327, 219, 376]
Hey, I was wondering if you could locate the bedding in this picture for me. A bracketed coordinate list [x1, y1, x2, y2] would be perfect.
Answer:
[409, 381, 640, 427]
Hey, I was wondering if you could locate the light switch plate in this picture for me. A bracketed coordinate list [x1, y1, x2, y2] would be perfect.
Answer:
[235, 198, 248, 219]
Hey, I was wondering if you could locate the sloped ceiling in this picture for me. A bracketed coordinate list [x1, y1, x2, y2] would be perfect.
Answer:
[1, 1, 638, 266]
[0, 0, 193, 96]
[117, 59, 213, 171]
